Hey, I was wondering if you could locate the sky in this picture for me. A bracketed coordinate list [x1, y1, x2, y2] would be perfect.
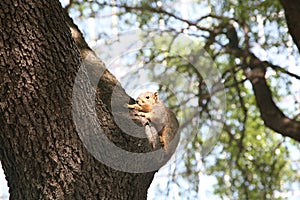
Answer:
[0, 163, 8, 199]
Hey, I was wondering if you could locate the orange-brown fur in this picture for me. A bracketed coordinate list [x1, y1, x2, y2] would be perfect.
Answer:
[128, 92, 179, 152]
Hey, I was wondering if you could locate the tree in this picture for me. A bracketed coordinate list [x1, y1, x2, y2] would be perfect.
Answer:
[0, 0, 171, 199]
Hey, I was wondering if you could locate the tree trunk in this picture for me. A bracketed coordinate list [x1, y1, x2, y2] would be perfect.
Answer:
[0, 0, 160, 199]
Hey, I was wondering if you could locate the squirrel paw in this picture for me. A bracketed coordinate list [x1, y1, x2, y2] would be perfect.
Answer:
[136, 112, 149, 117]
[136, 112, 145, 116]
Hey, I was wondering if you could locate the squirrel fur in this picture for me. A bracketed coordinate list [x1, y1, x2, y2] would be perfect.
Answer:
[127, 92, 179, 152]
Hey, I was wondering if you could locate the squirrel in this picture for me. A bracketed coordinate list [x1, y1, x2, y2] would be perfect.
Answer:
[127, 91, 179, 152]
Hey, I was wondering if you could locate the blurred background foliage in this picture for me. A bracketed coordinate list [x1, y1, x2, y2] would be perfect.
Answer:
[62, 0, 300, 199]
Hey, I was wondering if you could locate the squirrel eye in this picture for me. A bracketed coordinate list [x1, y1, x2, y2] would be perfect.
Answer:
[146, 96, 150, 99]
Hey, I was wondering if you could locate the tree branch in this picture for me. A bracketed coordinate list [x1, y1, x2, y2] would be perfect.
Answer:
[244, 52, 300, 142]
[96, 1, 211, 32]
[280, 0, 300, 52]
[267, 61, 300, 80]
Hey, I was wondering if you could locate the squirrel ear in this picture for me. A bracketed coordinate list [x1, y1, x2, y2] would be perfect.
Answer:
[153, 92, 158, 100]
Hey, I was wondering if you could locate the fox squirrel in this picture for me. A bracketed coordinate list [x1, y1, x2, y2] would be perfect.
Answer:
[127, 92, 179, 152]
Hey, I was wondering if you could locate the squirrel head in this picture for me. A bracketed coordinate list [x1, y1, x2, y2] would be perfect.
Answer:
[136, 91, 159, 107]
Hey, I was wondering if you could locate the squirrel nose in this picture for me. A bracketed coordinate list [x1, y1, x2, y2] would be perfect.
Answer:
[138, 99, 144, 104]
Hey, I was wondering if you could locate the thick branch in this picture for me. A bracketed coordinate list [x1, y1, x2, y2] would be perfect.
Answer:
[280, 0, 300, 52]
[245, 53, 300, 142]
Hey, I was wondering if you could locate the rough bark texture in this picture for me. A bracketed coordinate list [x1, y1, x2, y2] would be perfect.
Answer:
[0, 0, 165, 199]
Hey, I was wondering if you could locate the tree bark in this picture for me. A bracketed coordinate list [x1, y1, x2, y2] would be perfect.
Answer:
[0, 0, 162, 199]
